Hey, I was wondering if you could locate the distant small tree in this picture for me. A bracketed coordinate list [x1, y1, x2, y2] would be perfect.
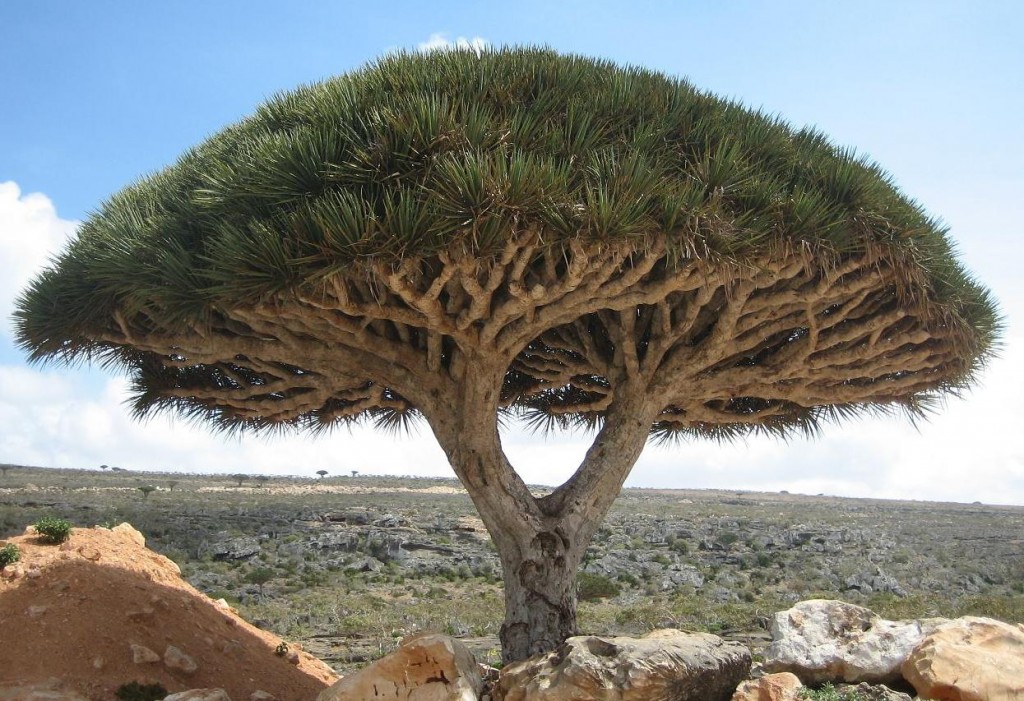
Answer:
[99, 465, 109, 471]
[138, 485, 157, 500]
[0, 465, 12, 477]
[245, 567, 275, 597]
[167, 480, 179, 491]
[231, 474, 249, 487]
[316, 470, 328, 479]
[351, 470, 359, 478]
[255, 475, 269, 488]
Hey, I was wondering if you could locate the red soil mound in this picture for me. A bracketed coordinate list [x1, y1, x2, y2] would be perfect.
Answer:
[0, 524, 338, 700]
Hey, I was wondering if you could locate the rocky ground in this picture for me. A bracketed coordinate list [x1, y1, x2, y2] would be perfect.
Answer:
[2, 466, 1023, 675]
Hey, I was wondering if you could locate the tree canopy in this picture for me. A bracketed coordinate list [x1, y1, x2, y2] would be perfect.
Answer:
[15, 48, 997, 443]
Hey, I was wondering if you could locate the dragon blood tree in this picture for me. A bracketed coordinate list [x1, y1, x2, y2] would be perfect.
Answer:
[15, 49, 998, 662]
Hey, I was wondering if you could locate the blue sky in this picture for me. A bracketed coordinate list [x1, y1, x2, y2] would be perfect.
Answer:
[2, 2, 1022, 503]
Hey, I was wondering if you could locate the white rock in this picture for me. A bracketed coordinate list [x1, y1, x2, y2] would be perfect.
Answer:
[495, 629, 751, 701]
[318, 632, 481, 701]
[762, 599, 944, 685]
[164, 690, 233, 701]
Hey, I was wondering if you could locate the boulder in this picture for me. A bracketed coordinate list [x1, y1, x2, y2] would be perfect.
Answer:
[164, 644, 199, 674]
[131, 643, 161, 664]
[164, 690, 232, 701]
[111, 522, 146, 546]
[731, 672, 802, 701]
[763, 599, 941, 684]
[317, 633, 482, 701]
[901, 616, 1024, 701]
[494, 629, 750, 701]
[211, 536, 260, 561]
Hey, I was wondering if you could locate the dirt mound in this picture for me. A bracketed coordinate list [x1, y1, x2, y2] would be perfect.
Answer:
[0, 524, 338, 700]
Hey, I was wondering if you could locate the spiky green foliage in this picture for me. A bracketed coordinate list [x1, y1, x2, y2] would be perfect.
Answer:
[14, 48, 999, 441]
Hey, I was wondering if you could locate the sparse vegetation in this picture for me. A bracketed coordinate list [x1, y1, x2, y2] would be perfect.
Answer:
[1, 466, 1021, 674]
[33, 516, 71, 544]
[0, 543, 20, 567]
[799, 684, 864, 701]
[577, 572, 621, 601]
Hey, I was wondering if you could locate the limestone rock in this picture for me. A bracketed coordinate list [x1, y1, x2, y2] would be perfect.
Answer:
[763, 599, 942, 684]
[131, 643, 161, 664]
[901, 616, 1024, 701]
[111, 522, 146, 546]
[0, 678, 89, 700]
[250, 692, 276, 701]
[165, 644, 199, 674]
[2, 563, 25, 580]
[835, 683, 912, 701]
[164, 690, 233, 701]
[731, 672, 802, 701]
[494, 629, 750, 701]
[318, 632, 482, 701]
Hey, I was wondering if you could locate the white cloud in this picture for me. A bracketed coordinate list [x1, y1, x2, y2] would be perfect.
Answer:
[418, 33, 487, 54]
[0, 182, 79, 338]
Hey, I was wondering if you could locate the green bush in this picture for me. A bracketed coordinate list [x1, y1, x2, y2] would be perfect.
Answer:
[115, 681, 168, 701]
[34, 516, 72, 544]
[0, 543, 21, 567]
[577, 571, 621, 601]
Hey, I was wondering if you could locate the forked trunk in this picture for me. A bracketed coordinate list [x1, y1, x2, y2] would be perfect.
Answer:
[428, 364, 656, 663]
[498, 526, 585, 663]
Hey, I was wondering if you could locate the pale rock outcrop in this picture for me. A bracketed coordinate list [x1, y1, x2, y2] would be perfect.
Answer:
[164, 644, 199, 674]
[835, 683, 912, 700]
[731, 672, 803, 701]
[111, 522, 146, 546]
[901, 616, 1024, 701]
[131, 643, 161, 664]
[763, 599, 942, 684]
[0, 678, 89, 701]
[163, 690, 232, 701]
[317, 632, 482, 701]
[494, 629, 750, 701]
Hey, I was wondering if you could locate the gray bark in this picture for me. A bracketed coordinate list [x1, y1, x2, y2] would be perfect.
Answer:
[426, 360, 657, 662]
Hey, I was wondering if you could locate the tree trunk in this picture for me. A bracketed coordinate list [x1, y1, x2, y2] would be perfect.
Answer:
[425, 360, 657, 663]
[497, 522, 586, 663]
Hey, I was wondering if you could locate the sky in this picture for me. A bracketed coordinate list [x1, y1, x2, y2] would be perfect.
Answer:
[1, 2, 1022, 504]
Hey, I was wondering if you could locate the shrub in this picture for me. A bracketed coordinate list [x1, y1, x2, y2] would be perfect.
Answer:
[34, 516, 72, 544]
[115, 681, 168, 701]
[577, 572, 621, 601]
[0, 543, 20, 567]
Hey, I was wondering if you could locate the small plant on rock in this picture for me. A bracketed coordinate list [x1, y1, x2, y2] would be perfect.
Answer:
[798, 683, 865, 701]
[33, 516, 71, 544]
[275, 641, 289, 656]
[0, 543, 21, 567]
[115, 681, 168, 701]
